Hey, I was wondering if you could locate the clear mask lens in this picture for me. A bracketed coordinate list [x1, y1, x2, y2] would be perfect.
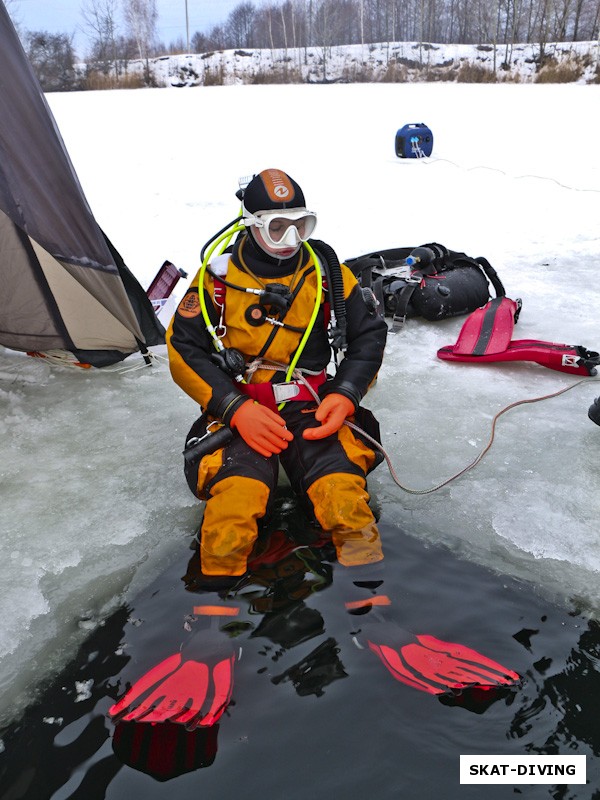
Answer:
[249, 210, 317, 250]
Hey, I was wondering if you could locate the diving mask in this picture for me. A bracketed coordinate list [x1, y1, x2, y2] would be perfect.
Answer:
[245, 208, 317, 250]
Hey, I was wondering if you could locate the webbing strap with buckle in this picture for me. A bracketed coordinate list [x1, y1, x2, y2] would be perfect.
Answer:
[239, 371, 326, 412]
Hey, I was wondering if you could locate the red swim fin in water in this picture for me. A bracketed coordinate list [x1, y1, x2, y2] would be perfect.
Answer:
[362, 622, 520, 698]
[109, 612, 237, 729]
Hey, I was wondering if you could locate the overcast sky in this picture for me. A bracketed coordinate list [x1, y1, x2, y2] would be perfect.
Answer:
[9, 0, 245, 52]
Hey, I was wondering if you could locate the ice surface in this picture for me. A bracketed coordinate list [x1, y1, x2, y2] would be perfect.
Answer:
[1, 78, 599, 724]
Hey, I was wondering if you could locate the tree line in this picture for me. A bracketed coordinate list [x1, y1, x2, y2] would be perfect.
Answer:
[9, 0, 600, 91]
[196, 0, 600, 51]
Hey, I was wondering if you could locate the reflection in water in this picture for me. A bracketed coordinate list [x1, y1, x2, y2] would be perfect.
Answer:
[109, 491, 520, 779]
[97, 576, 600, 792]
[0, 610, 131, 798]
[106, 502, 346, 780]
[183, 511, 345, 702]
[112, 720, 218, 781]
[510, 619, 600, 759]
[2, 490, 599, 795]
[270, 638, 348, 698]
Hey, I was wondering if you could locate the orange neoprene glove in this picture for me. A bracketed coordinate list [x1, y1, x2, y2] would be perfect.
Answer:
[230, 400, 294, 458]
[302, 393, 355, 441]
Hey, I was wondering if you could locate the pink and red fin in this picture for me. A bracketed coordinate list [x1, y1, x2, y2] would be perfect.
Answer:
[367, 630, 520, 700]
[438, 297, 598, 376]
[108, 651, 234, 728]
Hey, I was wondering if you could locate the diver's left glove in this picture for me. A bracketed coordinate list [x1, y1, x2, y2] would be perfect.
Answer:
[303, 393, 355, 440]
[108, 607, 240, 729]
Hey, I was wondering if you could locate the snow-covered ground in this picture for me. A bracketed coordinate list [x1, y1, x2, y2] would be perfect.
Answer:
[1, 79, 599, 727]
[123, 39, 600, 86]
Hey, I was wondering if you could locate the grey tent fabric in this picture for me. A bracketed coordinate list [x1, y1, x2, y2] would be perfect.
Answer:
[0, 1, 165, 366]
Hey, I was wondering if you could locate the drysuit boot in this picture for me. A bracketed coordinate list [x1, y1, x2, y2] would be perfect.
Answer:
[306, 472, 384, 567]
[200, 476, 272, 575]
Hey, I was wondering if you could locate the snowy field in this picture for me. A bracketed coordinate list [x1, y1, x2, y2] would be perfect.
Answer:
[1, 80, 599, 726]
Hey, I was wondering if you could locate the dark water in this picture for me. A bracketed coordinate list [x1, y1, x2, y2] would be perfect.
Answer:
[1, 492, 599, 800]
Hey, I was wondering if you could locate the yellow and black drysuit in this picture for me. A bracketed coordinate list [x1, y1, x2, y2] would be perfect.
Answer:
[167, 233, 388, 576]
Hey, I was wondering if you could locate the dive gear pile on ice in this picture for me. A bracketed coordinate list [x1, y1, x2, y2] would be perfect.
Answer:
[438, 296, 600, 376]
[345, 243, 505, 331]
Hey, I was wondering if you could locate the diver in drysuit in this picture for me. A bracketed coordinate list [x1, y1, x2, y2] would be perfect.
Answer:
[166, 168, 388, 579]
[108, 170, 519, 737]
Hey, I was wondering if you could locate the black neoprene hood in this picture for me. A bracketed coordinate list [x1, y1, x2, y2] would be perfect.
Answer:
[243, 169, 306, 213]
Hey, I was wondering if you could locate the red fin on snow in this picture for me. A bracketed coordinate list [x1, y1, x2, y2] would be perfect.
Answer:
[438, 297, 599, 376]
[438, 338, 599, 376]
[451, 297, 519, 356]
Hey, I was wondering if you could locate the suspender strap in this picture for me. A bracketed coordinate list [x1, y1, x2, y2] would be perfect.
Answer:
[391, 283, 419, 332]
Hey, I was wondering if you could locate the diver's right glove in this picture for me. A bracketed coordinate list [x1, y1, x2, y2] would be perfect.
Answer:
[108, 607, 240, 729]
[231, 400, 293, 457]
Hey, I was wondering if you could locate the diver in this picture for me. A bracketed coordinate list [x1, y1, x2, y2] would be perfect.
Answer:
[108, 171, 519, 734]
[166, 168, 388, 581]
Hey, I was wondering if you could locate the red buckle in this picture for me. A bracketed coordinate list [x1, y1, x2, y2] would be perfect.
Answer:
[239, 371, 326, 412]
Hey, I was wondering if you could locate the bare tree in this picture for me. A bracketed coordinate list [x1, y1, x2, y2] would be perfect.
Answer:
[589, 0, 600, 40]
[81, 0, 121, 75]
[191, 30, 210, 52]
[123, 0, 157, 70]
[267, 4, 277, 49]
[26, 31, 80, 91]
[203, 23, 229, 49]
[171, 0, 600, 62]
[530, 0, 554, 60]
[553, 0, 575, 39]
[312, 0, 348, 79]
[571, 0, 587, 36]
[228, 2, 256, 47]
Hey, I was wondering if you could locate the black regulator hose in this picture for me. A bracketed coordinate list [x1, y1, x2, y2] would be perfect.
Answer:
[309, 238, 347, 351]
[200, 216, 242, 263]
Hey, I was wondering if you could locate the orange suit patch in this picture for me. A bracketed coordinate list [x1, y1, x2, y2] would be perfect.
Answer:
[178, 292, 201, 318]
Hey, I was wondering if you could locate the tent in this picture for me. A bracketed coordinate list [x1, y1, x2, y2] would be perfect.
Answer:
[0, 1, 165, 368]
